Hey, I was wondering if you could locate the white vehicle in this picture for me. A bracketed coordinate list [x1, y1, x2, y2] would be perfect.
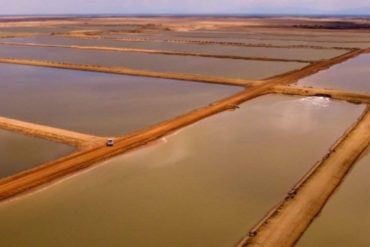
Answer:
[106, 138, 114, 147]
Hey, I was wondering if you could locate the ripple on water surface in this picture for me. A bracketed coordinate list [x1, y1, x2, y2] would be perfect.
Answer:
[0, 95, 365, 247]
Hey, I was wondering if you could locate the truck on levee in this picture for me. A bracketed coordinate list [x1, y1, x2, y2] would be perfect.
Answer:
[106, 138, 115, 147]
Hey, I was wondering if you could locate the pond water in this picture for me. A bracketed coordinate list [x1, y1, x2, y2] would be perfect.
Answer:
[298, 152, 370, 247]
[2, 36, 345, 61]
[0, 95, 364, 247]
[0, 129, 74, 179]
[105, 32, 370, 49]
[298, 53, 370, 93]
[0, 44, 308, 80]
[0, 63, 241, 136]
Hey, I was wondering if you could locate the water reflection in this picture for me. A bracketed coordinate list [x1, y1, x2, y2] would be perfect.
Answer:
[0, 95, 365, 247]
[0, 44, 308, 80]
[2, 35, 345, 61]
[299, 97, 331, 108]
[0, 63, 241, 136]
[298, 54, 370, 93]
[298, 153, 370, 247]
[0, 129, 74, 178]
[269, 97, 331, 133]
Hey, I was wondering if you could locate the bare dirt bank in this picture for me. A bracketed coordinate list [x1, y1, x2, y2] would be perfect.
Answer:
[264, 48, 364, 85]
[0, 41, 314, 64]
[271, 85, 370, 104]
[0, 46, 367, 203]
[236, 107, 370, 247]
[108, 36, 353, 51]
[0, 16, 370, 247]
[0, 116, 104, 150]
[0, 80, 281, 201]
[0, 57, 257, 87]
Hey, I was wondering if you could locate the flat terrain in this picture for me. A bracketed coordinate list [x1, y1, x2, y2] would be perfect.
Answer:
[0, 129, 74, 178]
[298, 152, 370, 247]
[298, 53, 370, 93]
[0, 44, 308, 80]
[0, 63, 240, 136]
[0, 16, 369, 247]
[0, 35, 346, 61]
[0, 95, 364, 247]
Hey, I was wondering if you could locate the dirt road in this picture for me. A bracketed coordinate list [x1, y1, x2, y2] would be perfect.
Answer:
[0, 83, 276, 201]
[0, 42, 315, 64]
[271, 85, 370, 104]
[0, 29, 368, 247]
[0, 57, 257, 87]
[236, 107, 370, 247]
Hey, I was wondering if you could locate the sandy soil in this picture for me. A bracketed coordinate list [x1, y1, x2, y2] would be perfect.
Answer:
[2, 16, 369, 30]
[0, 48, 367, 203]
[0, 48, 363, 89]
[0, 116, 104, 150]
[0, 41, 315, 64]
[0, 82, 275, 201]
[237, 107, 370, 247]
[271, 85, 370, 104]
[265, 49, 364, 83]
[0, 16, 369, 247]
[107, 36, 353, 51]
[0, 57, 258, 86]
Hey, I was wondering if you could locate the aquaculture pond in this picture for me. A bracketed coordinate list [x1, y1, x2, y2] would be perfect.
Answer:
[104, 32, 370, 49]
[298, 153, 370, 247]
[0, 129, 74, 179]
[0, 63, 241, 136]
[166, 30, 370, 48]
[0, 44, 308, 80]
[2, 35, 345, 61]
[0, 95, 365, 247]
[298, 53, 370, 93]
[164, 30, 370, 42]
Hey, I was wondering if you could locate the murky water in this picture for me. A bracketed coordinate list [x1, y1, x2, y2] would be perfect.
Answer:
[0, 95, 364, 247]
[167, 31, 370, 48]
[298, 153, 370, 247]
[2, 36, 345, 61]
[298, 53, 370, 93]
[0, 129, 74, 179]
[0, 44, 308, 80]
[107, 32, 370, 49]
[0, 63, 241, 136]
[165, 30, 370, 43]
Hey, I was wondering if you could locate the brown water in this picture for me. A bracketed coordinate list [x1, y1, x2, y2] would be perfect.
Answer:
[0, 44, 308, 80]
[298, 53, 370, 93]
[106, 33, 370, 49]
[2, 36, 345, 61]
[0, 63, 241, 136]
[167, 31, 370, 48]
[0, 129, 74, 179]
[165, 30, 370, 43]
[298, 153, 370, 247]
[0, 95, 364, 247]
[185, 30, 370, 41]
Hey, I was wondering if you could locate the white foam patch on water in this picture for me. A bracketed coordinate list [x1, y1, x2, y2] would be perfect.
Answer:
[299, 96, 331, 108]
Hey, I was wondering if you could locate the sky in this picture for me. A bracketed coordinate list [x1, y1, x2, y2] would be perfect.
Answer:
[1, 0, 370, 15]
